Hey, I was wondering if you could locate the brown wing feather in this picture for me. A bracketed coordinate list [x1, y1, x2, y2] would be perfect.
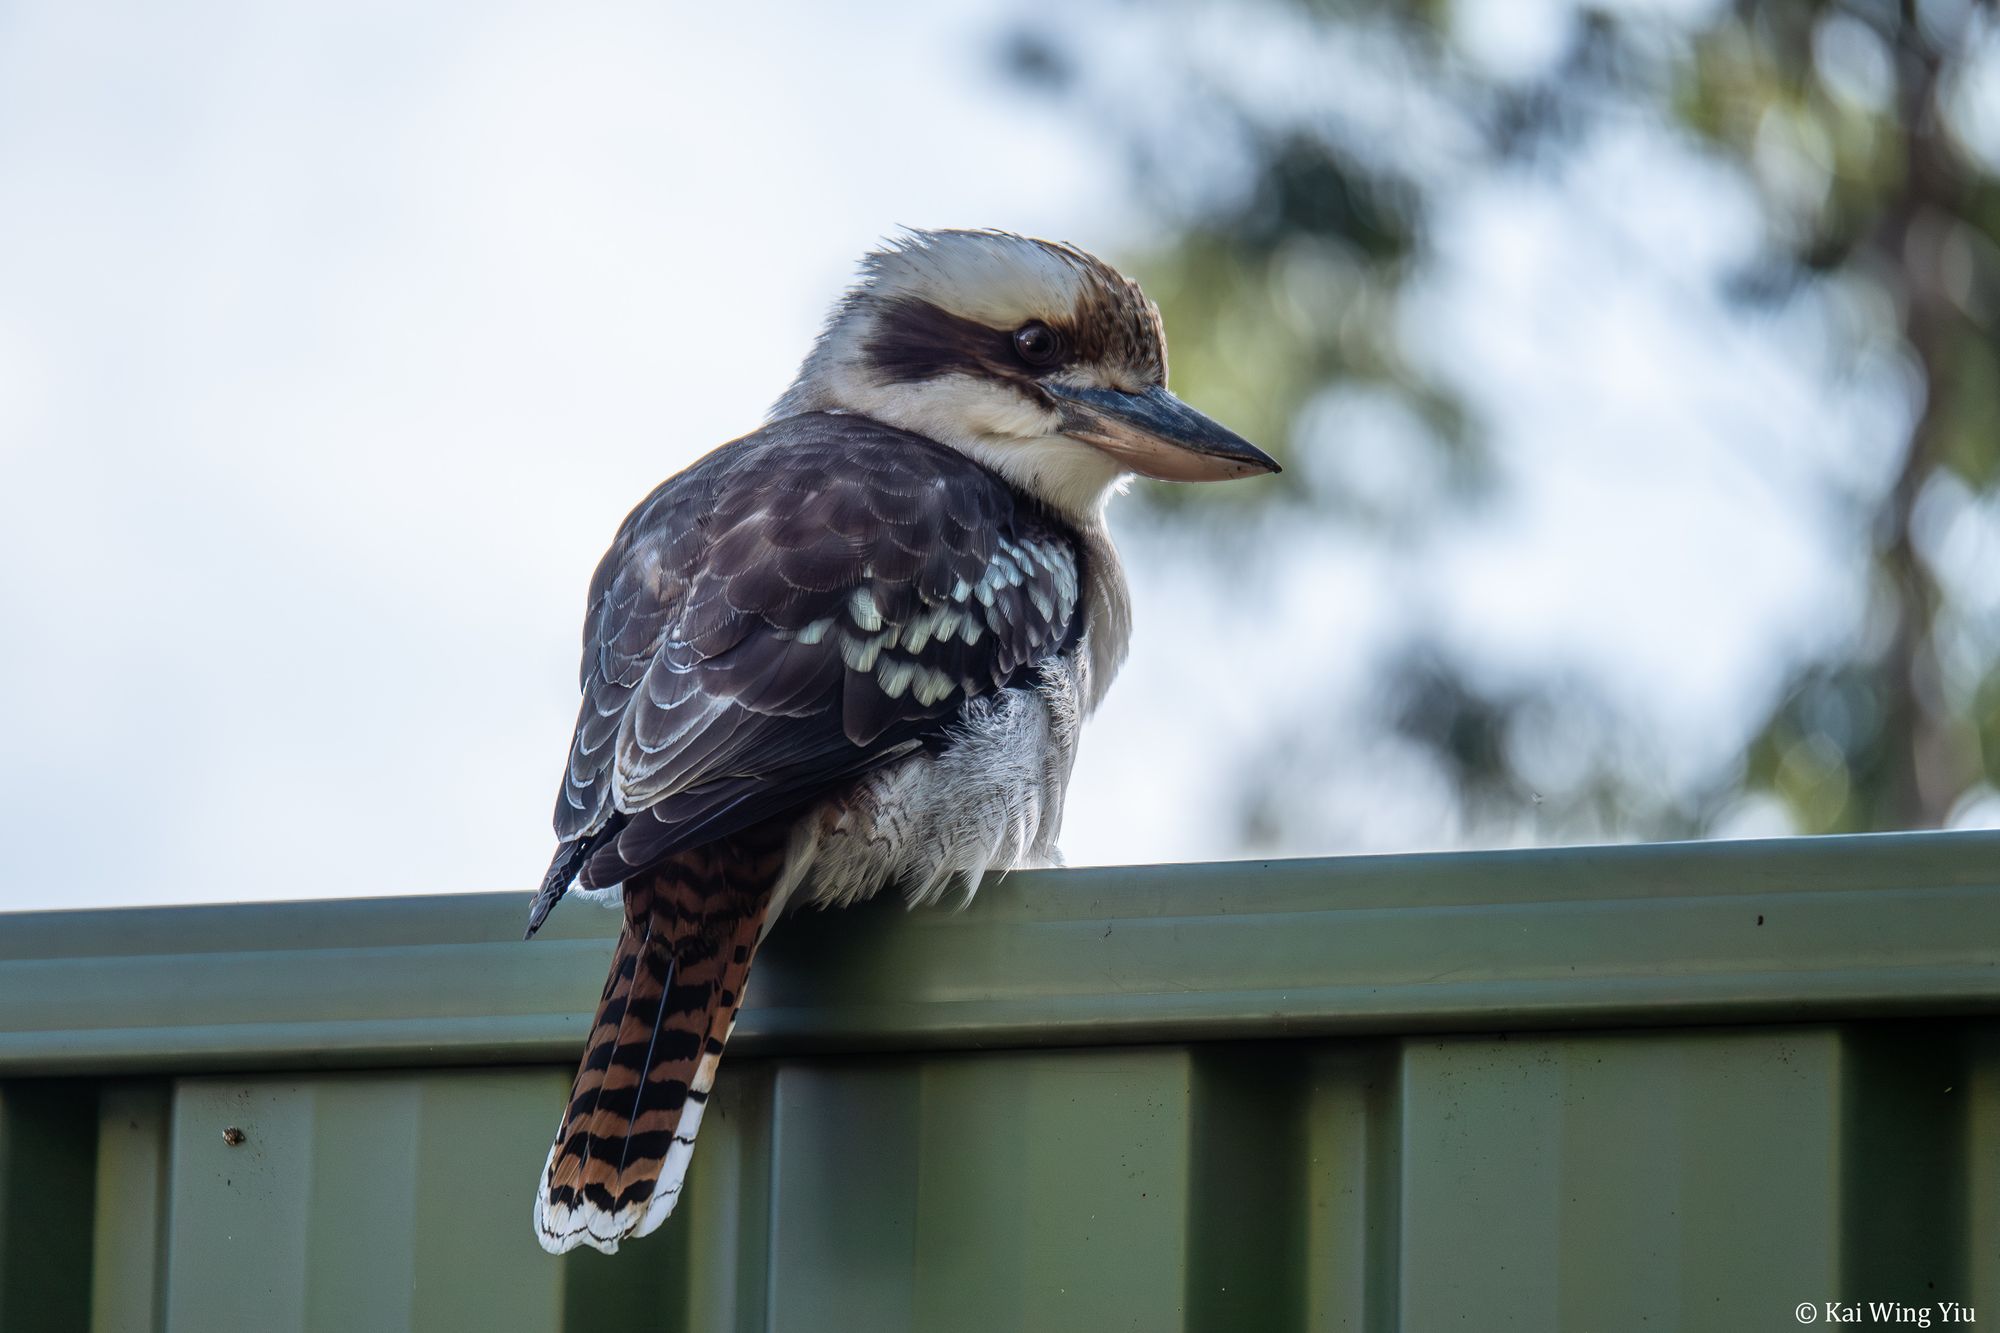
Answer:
[533, 825, 787, 1254]
[528, 414, 1082, 934]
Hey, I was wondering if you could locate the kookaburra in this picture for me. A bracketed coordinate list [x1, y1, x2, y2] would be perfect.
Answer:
[527, 228, 1276, 1254]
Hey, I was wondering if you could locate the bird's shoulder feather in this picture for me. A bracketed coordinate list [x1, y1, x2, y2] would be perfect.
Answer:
[537, 413, 1084, 919]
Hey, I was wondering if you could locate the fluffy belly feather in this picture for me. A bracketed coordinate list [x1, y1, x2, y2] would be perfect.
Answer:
[772, 655, 1084, 920]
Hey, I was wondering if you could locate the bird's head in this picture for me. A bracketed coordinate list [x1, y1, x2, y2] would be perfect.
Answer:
[774, 228, 1278, 518]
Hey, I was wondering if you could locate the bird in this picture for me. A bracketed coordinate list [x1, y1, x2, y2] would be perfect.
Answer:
[526, 228, 1277, 1255]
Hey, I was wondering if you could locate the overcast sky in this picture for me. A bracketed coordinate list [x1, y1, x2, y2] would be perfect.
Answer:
[2, 0, 1977, 911]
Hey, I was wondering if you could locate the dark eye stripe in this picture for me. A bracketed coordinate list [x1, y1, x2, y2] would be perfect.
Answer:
[863, 297, 1021, 385]
[860, 293, 1158, 387]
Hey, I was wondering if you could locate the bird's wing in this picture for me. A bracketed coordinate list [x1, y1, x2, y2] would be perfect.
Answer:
[530, 413, 1081, 931]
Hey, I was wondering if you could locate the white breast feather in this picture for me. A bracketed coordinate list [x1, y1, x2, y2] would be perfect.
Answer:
[773, 655, 1086, 919]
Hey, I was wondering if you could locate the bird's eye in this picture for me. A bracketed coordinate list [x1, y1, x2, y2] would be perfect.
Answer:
[1012, 321, 1063, 368]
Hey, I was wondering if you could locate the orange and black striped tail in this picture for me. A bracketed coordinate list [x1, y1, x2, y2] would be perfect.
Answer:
[533, 829, 785, 1254]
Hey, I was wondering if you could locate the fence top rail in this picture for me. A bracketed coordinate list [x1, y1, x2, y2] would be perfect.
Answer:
[3, 831, 1997, 1076]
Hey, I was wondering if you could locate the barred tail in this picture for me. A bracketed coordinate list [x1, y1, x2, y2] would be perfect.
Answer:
[533, 830, 785, 1254]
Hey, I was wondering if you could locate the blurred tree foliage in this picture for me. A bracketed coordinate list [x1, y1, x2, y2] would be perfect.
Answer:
[1008, 0, 2000, 848]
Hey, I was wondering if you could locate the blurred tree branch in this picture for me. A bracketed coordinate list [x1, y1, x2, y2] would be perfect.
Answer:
[1009, 0, 2000, 848]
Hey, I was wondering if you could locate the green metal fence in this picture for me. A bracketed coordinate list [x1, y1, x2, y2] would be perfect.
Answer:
[3, 832, 1997, 1331]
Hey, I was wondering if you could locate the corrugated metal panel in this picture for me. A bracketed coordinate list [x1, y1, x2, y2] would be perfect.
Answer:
[2, 832, 1997, 1331]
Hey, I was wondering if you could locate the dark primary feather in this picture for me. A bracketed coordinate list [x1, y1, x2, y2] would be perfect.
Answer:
[527, 412, 1084, 934]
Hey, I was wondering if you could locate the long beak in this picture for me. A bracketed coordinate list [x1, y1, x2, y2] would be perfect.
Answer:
[1051, 384, 1280, 483]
